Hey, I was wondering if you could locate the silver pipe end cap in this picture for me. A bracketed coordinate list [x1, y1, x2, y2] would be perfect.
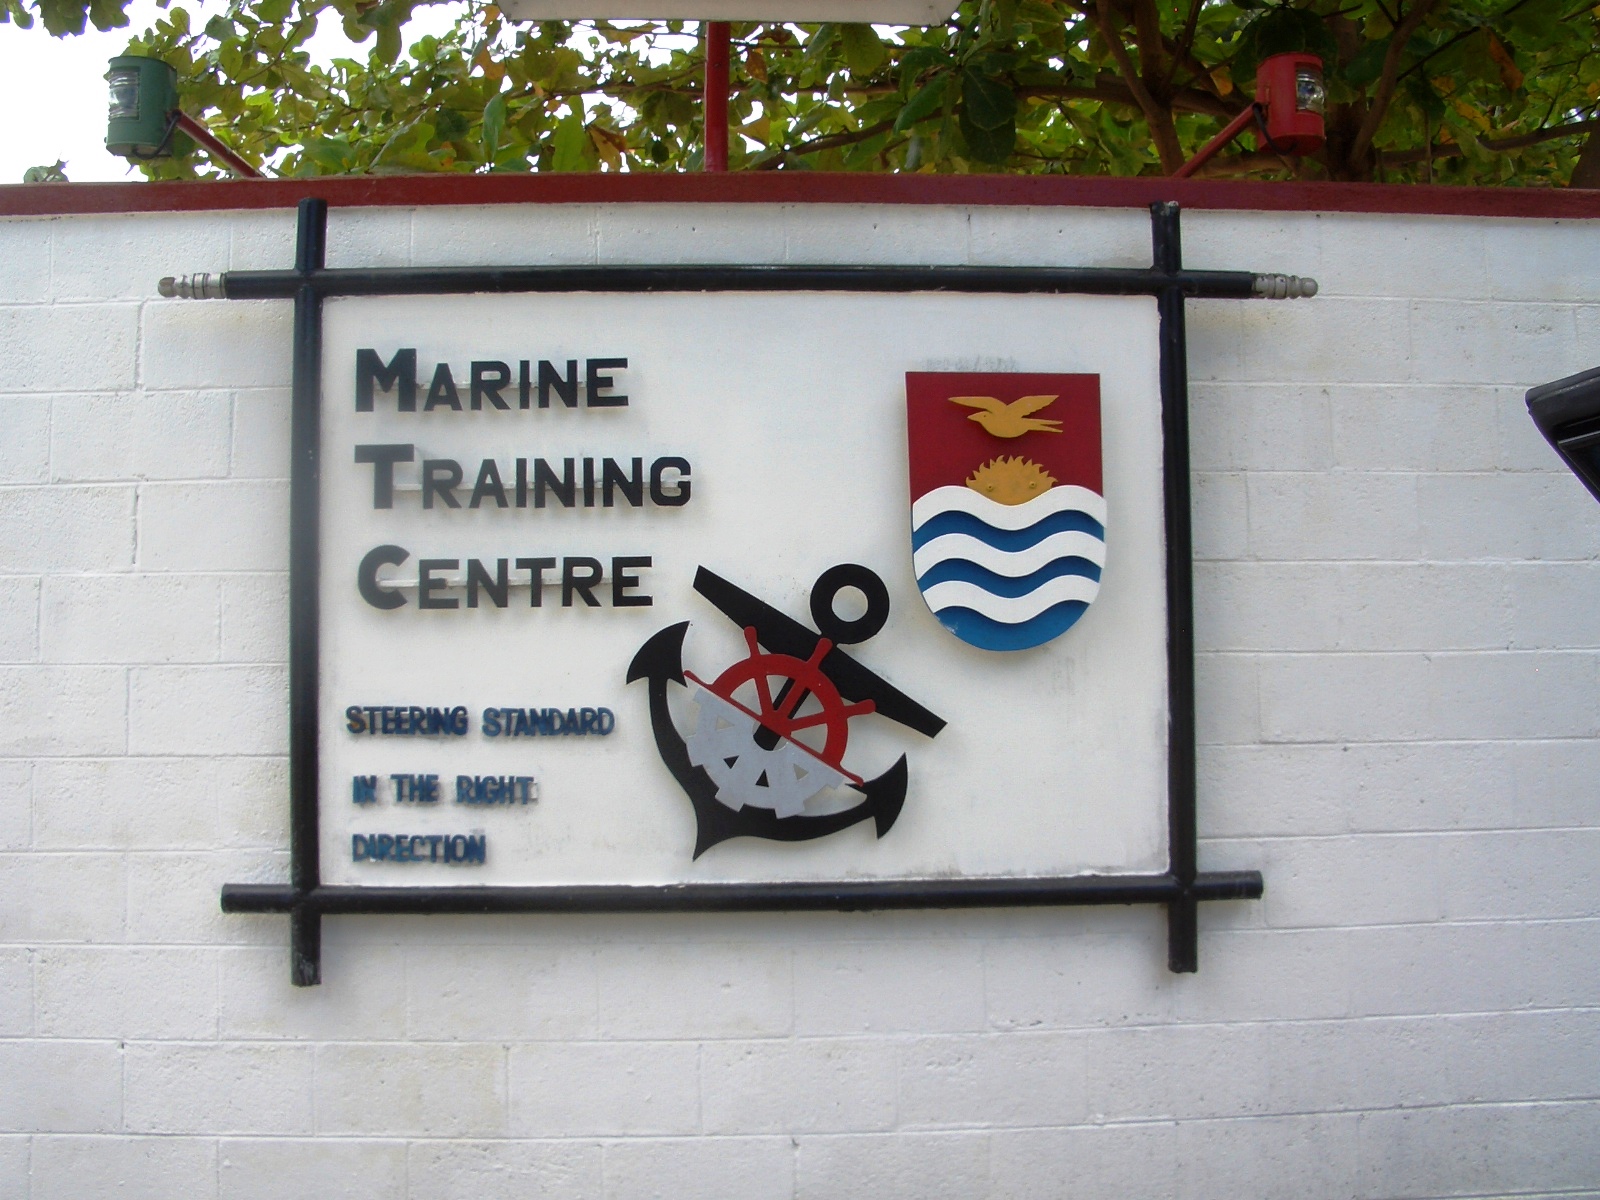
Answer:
[1252, 273, 1318, 299]
[158, 272, 226, 299]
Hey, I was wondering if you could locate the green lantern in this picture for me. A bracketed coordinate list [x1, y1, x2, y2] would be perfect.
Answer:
[106, 55, 178, 158]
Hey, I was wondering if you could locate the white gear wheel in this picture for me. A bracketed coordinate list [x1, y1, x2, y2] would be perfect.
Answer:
[686, 687, 848, 818]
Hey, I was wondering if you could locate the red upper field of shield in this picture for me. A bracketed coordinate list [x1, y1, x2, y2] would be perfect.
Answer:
[905, 372, 1101, 498]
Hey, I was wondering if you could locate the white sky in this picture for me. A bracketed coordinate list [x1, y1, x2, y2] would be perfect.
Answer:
[0, 0, 461, 182]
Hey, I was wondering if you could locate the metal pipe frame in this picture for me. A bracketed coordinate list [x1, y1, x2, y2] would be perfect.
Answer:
[217, 197, 1275, 984]
[1172, 103, 1262, 180]
[173, 111, 265, 180]
[219, 263, 1271, 300]
[287, 199, 325, 987]
[225, 871, 1266, 915]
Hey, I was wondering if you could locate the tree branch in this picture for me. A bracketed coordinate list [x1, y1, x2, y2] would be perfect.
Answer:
[755, 116, 897, 167]
[1186, 107, 1600, 179]
[755, 75, 1234, 119]
[1128, 0, 1168, 83]
[1060, 0, 1218, 97]
[1395, 0, 1544, 85]
[1378, 115, 1600, 163]
[1020, 79, 1234, 118]
[1163, 0, 1205, 93]
[1572, 128, 1600, 187]
[1347, 0, 1445, 170]
[1184, 150, 1307, 178]
[1093, 0, 1183, 171]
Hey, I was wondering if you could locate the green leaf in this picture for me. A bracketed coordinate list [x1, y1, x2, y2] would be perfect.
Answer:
[800, 22, 837, 74]
[1018, 0, 1063, 50]
[787, 102, 834, 138]
[961, 66, 1016, 131]
[903, 130, 924, 170]
[1340, 38, 1388, 91]
[980, 49, 1019, 75]
[1441, 113, 1490, 165]
[550, 112, 589, 171]
[959, 103, 1014, 163]
[85, 0, 125, 30]
[38, 0, 89, 35]
[1404, 72, 1445, 121]
[435, 106, 469, 142]
[301, 135, 353, 172]
[839, 23, 886, 77]
[661, 90, 698, 127]
[482, 92, 506, 159]
[1504, 0, 1567, 46]
[374, 21, 399, 65]
[894, 71, 949, 132]
[898, 44, 946, 95]
[23, 160, 69, 182]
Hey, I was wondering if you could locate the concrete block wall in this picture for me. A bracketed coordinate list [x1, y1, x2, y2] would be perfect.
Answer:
[1, 196, 1598, 1197]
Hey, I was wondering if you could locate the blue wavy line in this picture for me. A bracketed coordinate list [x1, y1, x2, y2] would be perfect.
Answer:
[936, 602, 1091, 652]
[917, 556, 1102, 597]
[911, 508, 1106, 551]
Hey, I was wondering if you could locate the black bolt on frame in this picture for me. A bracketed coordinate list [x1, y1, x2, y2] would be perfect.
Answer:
[203, 198, 1307, 984]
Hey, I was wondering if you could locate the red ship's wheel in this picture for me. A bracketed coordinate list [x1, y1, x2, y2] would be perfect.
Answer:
[702, 627, 876, 771]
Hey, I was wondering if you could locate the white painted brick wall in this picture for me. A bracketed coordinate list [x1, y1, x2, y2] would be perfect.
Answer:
[1, 196, 1598, 1198]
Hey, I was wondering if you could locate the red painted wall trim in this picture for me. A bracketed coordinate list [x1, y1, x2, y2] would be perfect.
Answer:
[3, 171, 1598, 220]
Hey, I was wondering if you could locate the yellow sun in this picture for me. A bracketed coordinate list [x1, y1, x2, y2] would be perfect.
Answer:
[965, 456, 1057, 505]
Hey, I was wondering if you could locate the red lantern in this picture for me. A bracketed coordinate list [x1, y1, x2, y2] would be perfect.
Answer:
[1255, 52, 1326, 155]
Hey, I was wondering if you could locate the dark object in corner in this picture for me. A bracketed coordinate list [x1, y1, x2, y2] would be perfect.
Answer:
[1528, 365, 1600, 504]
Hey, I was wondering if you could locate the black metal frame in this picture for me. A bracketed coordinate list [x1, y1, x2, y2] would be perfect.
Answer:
[219, 197, 1265, 984]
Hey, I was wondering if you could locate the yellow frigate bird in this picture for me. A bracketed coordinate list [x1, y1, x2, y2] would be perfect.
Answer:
[948, 393, 1062, 438]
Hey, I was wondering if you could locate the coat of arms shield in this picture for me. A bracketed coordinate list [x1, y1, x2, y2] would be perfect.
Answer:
[906, 371, 1105, 652]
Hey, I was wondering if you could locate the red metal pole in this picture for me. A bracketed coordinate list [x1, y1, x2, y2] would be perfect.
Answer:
[175, 110, 265, 179]
[1172, 104, 1259, 179]
[703, 20, 730, 172]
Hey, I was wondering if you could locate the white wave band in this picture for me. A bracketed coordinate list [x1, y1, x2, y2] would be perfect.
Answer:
[911, 483, 1107, 532]
[920, 575, 1102, 624]
[913, 529, 1106, 579]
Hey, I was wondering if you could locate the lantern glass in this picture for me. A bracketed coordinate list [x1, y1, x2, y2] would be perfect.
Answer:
[1295, 67, 1326, 115]
[107, 68, 141, 120]
[106, 55, 178, 158]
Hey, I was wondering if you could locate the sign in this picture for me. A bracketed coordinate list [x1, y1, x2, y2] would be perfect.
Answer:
[210, 198, 1299, 983]
[319, 292, 1168, 888]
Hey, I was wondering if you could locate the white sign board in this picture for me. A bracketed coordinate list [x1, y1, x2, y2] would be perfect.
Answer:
[319, 291, 1167, 888]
